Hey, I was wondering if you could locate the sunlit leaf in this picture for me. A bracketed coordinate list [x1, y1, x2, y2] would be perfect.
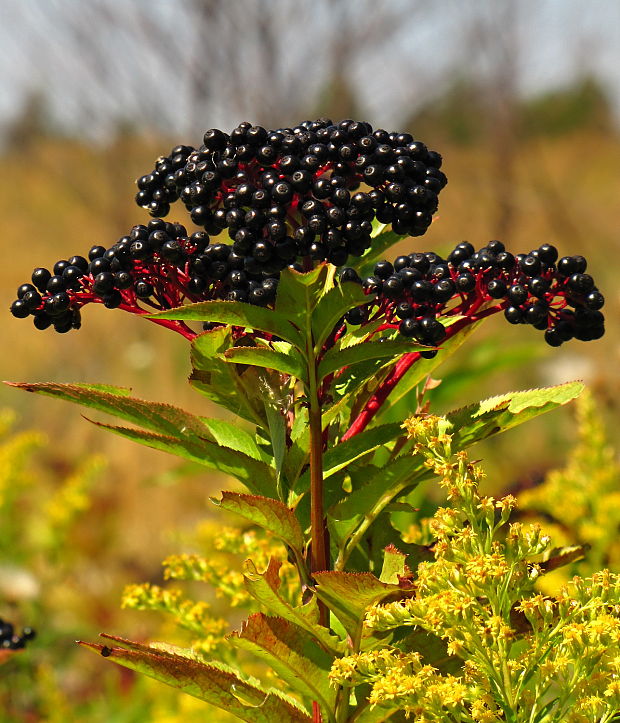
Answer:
[151, 300, 304, 349]
[229, 613, 335, 711]
[312, 571, 400, 640]
[213, 492, 304, 555]
[79, 635, 311, 723]
[243, 559, 342, 655]
[224, 346, 307, 382]
[87, 421, 276, 497]
[447, 382, 585, 447]
[311, 281, 370, 352]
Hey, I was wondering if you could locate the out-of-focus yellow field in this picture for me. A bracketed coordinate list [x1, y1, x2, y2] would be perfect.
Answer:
[0, 129, 617, 720]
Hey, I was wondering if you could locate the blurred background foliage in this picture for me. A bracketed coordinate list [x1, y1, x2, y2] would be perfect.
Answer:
[0, 0, 618, 719]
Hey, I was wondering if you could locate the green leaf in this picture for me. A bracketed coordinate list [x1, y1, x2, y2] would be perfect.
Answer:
[282, 408, 309, 492]
[353, 229, 408, 277]
[379, 545, 408, 584]
[199, 417, 270, 463]
[447, 382, 585, 448]
[190, 329, 268, 427]
[353, 707, 403, 723]
[213, 492, 304, 556]
[6, 382, 210, 441]
[331, 457, 419, 525]
[88, 421, 276, 496]
[264, 403, 287, 497]
[275, 265, 329, 330]
[376, 320, 481, 418]
[243, 559, 342, 655]
[312, 571, 400, 641]
[79, 635, 311, 723]
[295, 423, 401, 493]
[311, 281, 370, 352]
[151, 300, 304, 349]
[224, 346, 307, 382]
[228, 613, 336, 716]
[318, 340, 425, 381]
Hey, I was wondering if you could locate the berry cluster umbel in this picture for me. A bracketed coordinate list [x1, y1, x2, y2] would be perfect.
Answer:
[340, 240, 605, 351]
[8, 119, 605, 349]
[10, 119, 445, 336]
[136, 118, 445, 269]
[10, 219, 286, 338]
[0, 617, 35, 651]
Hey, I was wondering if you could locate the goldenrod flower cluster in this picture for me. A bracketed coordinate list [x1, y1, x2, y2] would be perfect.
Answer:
[122, 524, 298, 659]
[332, 414, 620, 721]
[519, 390, 620, 588]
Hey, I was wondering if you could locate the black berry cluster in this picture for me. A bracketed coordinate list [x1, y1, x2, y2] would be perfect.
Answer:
[9, 219, 288, 338]
[0, 617, 35, 651]
[341, 240, 605, 353]
[136, 118, 445, 270]
[10, 119, 445, 336]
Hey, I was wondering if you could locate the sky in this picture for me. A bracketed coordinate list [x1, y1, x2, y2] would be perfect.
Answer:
[0, 0, 619, 142]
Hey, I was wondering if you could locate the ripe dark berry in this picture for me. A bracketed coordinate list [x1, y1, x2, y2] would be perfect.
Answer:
[507, 284, 528, 306]
[383, 276, 404, 297]
[487, 279, 507, 299]
[339, 267, 361, 285]
[567, 273, 594, 295]
[455, 273, 476, 293]
[374, 261, 394, 280]
[345, 307, 366, 325]
[504, 306, 523, 324]
[585, 291, 605, 310]
[557, 255, 586, 276]
[399, 318, 420, 338]
[10, 299, 30, 318]
[519, 255, 542, 276]
[529, 277, 550, 298]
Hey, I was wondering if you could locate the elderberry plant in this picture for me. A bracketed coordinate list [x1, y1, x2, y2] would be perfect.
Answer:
[7, 119, 610, 721]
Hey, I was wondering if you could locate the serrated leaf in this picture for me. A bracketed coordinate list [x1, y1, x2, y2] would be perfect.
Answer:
[318, 340, 425, 381]
[311, 281, 370, 352]
[224, 346, 307, 382]
[243, 559, 342, 655]
[447, 382, 584, 448]
[379, 546, 408, 584]
[6, 382, 211, 441]
[213, 492, 304, 555]
[228, 613, 336, 713]
[199, 417, 270, 463]
[295, 423, 401, 493]
[88, 421, 276, 496]
[190, 329, 268, 427]
[79, 636, 311, 723]
[313, 571, 400, 640]
[275, 265, 329, 330]
[151, 300, 304, 349]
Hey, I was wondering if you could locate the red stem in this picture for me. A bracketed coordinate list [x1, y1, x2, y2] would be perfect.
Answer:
[341, 307, 501, 441]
